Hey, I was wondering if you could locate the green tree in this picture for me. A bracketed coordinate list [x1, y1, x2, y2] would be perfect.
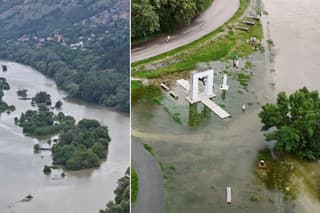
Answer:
[259, 87, 320, 160]
[131, 0, 160, 39]
[100, 168, 130, 213]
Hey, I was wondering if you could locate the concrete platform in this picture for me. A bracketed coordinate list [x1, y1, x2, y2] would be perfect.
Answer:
[185, 92, 216, 104]
[176, 79, 190, 91]
[186, 94, 230, 119]
[178, 78, 231, 119]
[201, 98, 231, 119]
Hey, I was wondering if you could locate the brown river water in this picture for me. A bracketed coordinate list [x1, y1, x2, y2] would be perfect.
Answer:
[0, 61, 129, 213]
[264, 0, 320, 212]
[132, 0, 320, 212]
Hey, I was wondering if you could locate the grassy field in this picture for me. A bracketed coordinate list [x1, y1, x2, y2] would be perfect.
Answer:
[132, 0, 263, 79]
[131, 167, 139, 204]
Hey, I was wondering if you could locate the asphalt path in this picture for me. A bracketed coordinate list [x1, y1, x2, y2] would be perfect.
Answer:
[131, 0, 240, 62]
[132, 138, 164, 213]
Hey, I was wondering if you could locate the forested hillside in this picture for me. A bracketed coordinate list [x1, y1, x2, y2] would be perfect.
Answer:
[0, 0, 130, 112]
[131, 0, 213, 41]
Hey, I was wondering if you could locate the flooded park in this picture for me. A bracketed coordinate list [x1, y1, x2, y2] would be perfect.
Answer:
[132, 0, 320, 212]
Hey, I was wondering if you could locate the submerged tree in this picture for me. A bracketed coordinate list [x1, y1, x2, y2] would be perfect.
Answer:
[259, 87, 320, 160]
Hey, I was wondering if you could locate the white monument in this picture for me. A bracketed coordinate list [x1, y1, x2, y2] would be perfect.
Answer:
[189, 69, 214, 101]
[176, 69, 231, 119]
[220, 74, 229, 91]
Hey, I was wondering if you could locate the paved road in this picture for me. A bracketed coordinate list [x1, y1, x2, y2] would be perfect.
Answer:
[132, 138, 164, 213]
[131, 0, 240, 62]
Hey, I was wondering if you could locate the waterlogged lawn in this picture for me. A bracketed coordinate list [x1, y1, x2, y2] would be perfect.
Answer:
[132, 0, 263, 79]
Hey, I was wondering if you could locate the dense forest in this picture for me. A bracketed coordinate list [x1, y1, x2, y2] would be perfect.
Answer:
[0, 0, 129, 112]
[131, 0, 213, 41]
[259, 87, 320, 160]
[100, 168, 130, 213]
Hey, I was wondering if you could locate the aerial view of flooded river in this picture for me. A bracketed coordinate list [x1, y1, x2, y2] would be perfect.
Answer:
[132, 0, 320, 212]
[0, 61, 129, 213]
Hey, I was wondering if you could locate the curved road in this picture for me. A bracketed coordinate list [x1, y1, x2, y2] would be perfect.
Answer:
[132, 138, 164, 213]
[131, 0, 240, 62]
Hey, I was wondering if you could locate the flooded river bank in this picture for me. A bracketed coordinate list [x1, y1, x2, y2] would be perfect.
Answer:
[132, 1, 320, 212]
[0, 61, 129, 213]
[263, 0, 320, 212]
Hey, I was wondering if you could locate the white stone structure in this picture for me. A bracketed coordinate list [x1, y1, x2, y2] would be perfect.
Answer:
[220, 74, 229, 91]
[190, 69, 214, 101]
[176, 69, 231, 119]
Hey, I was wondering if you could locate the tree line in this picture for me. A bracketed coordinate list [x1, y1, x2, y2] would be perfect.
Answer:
[132, 0, 213, 41]
[100, 168, 130, 213]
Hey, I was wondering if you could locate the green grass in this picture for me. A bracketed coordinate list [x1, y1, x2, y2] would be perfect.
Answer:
[132, 0, 263, 79]
[131, 167, 138, 204]
[144, 143, 155, 156]
[131, 84, 162, 105]
[237, 73, 251, 88]
[131, 81, 143, 90]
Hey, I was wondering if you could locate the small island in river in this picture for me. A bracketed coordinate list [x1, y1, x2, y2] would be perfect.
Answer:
[16, 91, 111, 171]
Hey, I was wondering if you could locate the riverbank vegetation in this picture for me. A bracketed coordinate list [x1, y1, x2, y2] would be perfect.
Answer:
[0, 0, 129, 112]
[100, 168, 130, 213]
[132, 0, 214, 42]
[0, 77, 15, 113]
[132, 0, 263, 79]
[259, 87, 320, 160]
[131, 167, 138, 204]
[52, 119, 111, 170]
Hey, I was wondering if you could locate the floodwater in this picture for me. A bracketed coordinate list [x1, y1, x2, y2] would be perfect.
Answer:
[132, 51, 290, 212]
[263, 0, 320, 212]
[0, 61, 129, 213]
[263, 0, 320, 93]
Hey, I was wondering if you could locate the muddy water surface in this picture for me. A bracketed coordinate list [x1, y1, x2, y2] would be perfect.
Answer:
[263, 0, 320, 212]
[132, 50, 294, 212]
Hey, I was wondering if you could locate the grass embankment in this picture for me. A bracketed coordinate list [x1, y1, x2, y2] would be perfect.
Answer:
[131, 167, 138, 204]
[132, 0, 263, 79]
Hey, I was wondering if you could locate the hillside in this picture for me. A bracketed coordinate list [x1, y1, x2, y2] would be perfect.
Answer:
[0, 0, 130, 112]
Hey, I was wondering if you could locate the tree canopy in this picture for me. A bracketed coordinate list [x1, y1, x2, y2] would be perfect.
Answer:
[131, 0, 213, 41]
[52, 119, 111, 170]
[0, 0, 129, 112]
[259, 87, 320, 160]
[100, 168, 130, 213]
